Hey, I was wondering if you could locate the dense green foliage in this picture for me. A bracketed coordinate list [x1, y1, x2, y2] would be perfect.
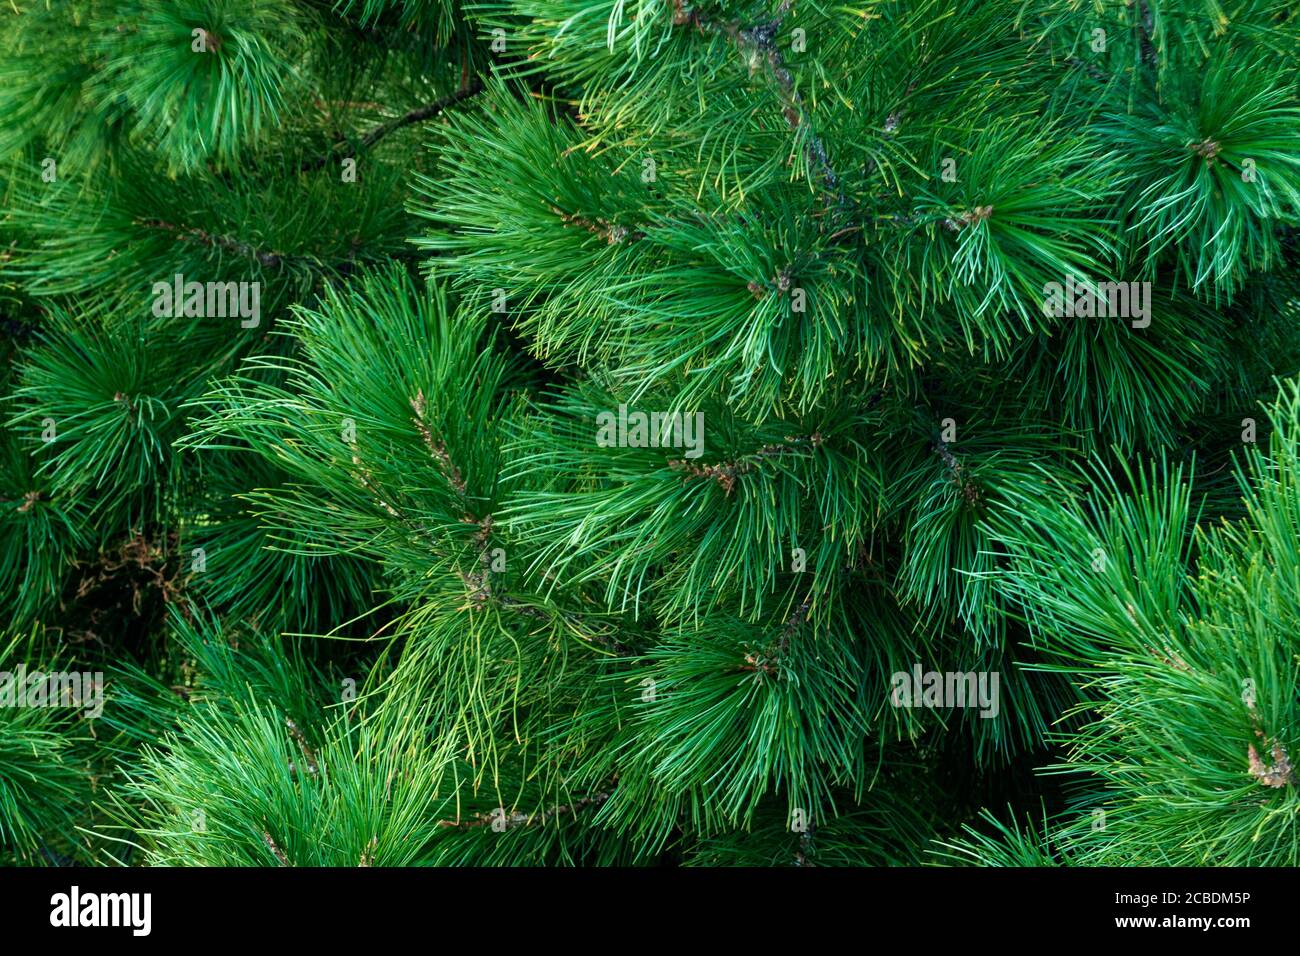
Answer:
[1, 0, 1298, 866]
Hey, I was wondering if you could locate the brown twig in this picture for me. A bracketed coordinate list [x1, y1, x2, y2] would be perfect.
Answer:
[671, 0, 846, 222]
[739, 596, 812, 678]
[436, 792, 611, 830]
[135, 218, 285, 269]
[285, 718, 319, 777]
[262, 830, 292, 866]
[549, 205, 645, 244]
[933, 435, 983, 509]
[300, 78, 484, 173]
[1245, 693, 1294, 788]
[669, 432, 823, 496]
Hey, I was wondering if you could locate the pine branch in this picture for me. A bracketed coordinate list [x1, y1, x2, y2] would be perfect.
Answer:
[1134, 0, 1157, 69]
[549, 205, 645, 244]
[436, 791, 611, 830]
[667, 432, 824, 496]
[671, 0, 846, 221]
[300, 77, 484, 173]
[134, 218, 287, 269]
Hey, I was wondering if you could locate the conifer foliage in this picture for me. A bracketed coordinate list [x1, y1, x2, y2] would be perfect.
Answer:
[0, 0, 1298, 867]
